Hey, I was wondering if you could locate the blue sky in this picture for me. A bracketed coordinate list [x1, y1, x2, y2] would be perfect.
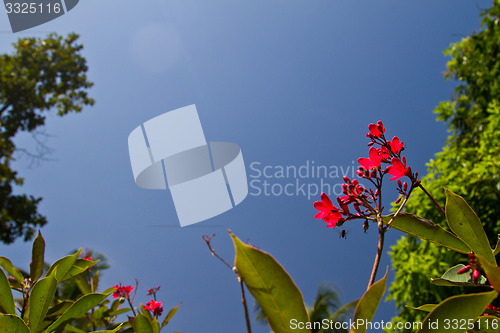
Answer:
[0, 1, 492, 331]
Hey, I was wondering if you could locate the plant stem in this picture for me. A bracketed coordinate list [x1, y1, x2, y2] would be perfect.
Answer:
[238, 277, 252, 333]
[418, 183, 446, 214]
[203, 234, 252, 333]
[127, 297, 137, 317]
[367, 215, 385, 290]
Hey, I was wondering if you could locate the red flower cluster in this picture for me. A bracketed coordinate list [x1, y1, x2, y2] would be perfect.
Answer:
[457, 253, 481, 285]
[314, 121, 418, 229]
[484, 304, 500, 317]
[145, 299, 164, 317]
[113, 284, 134, 299]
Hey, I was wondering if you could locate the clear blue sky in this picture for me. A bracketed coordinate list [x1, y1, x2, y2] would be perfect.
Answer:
[0, 1, 492, 331]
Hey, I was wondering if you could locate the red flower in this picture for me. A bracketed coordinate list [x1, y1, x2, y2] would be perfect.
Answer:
[385, 157, 408, 181]
[358, 147, 381, 170]
[145, 299, 163, 317]
[314, 192, 343, 227]
[147, 285, 161, 295]
[113, 284, 134, 299]
[388, 136, 404, 154]
[366, 121, 385, 138]
[83, 256, 92, 261]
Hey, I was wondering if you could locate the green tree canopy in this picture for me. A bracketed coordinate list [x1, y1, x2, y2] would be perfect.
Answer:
[0, 33, 94, 243]
[387, 2, 500, 330]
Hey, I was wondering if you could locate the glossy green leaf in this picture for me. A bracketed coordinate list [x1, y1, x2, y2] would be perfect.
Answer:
[477, 255, 500, 292]
[350, 267, 388, 333]
[406, 304, 436, 313]
[46, 293, 108, 332]
[45, 248, 81, 281]
[161, 304, 180, 328]
[64, 259, 98, 281]
[416, 290, 497, 333]
[0, 314, 29, 333]
[133, 313, 154, 333]
[0, 268, 15, 315]
[382, 213, 469, 254]
[230, 232, 310, 333]
[30, 231, 45, 283]
[445, 189, 495, 264]
[430, 264, 487, 287]
[29, 269, 57, 333]
[45, 301, 73, 318]
[0, 257, 23, 284]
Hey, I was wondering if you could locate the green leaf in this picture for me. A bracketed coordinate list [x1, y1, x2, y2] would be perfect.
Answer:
[416, 290, 497, 333]
[88, 324, 123, 333]
[493, 237, 500, 256]
[74, 274, 91, 295]
[140, 303, 154, 322]
[445, 189, 496, 264]
[46, 293, 108, 332]
[0, 314, 29, 333]
[30, 231, 45, 283]
[64, 325, 87, 333]
[29, 269, 57, 333]
[133, 313, 154, 333]
[382, 213, 470, 254]
[161, 304, 180, 328]
[406, 304, 436, 313]
[0, 268, 15, 314]
[230, 232, 310, 333]
[64, 259, 98, 281]
[477, 255, 500, 292]
[349, 267, 388, 333]
[109, 308, 131, 316]
[0, 257, 23, 284]
[430, 264, 487, 287]
[45, 248, 81, 281]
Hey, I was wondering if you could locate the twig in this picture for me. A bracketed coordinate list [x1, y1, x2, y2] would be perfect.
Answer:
[367, 215, 385, 290]
[202, 234, 252, 333]
[418, 183, 446, 215]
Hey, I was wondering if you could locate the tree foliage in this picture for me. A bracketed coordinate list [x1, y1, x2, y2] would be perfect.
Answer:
[387, 2, 500, 330]
[0, 33, 94, 243]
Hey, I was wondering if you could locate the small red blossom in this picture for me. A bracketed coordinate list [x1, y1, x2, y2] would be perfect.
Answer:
[144, 299, 163, 317]
[388, 136, 404, 154]
[113, 284, 134, 299]
[366, 121, 385, 138]
[314, 192, 343, 227]
[147, 285, 161, 295]
[358, 147, 382, 171]
[83, 256, 92, 261]
[385, 157, 409, 181]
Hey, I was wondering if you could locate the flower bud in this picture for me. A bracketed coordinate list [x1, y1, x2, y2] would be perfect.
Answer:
[403, 182, 407, 191]
[397, 180, 402, 188]
[395, 196, 402, 204]
[343, 176, 350, 183]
